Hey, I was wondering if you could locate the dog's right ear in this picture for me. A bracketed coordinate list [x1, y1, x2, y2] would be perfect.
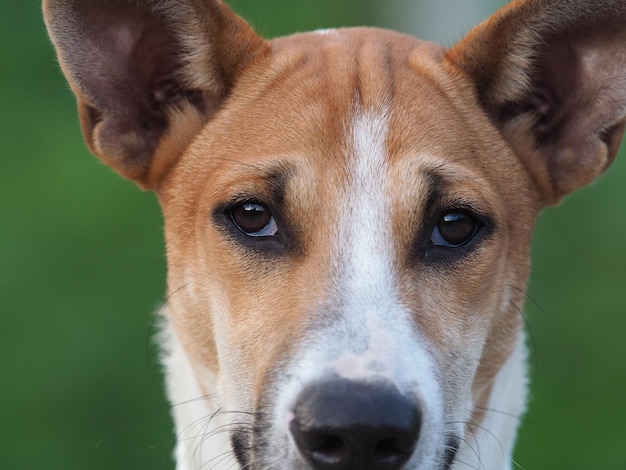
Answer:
[448, 0, 626, 206]
[43, 0, 268, 189]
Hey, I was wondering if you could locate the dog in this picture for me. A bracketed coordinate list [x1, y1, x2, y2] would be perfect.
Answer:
[43, 0, 626, 468]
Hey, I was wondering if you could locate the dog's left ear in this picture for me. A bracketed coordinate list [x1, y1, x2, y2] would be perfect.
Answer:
[448, 0, 626, 205]
[43, 0, 268, 189]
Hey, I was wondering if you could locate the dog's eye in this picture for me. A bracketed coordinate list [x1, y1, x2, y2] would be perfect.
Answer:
[230, 202, 278, 237]
[431, 211, 479, 247]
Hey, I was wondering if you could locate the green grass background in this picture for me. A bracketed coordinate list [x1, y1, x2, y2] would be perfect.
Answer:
[1, 1, 625, 469]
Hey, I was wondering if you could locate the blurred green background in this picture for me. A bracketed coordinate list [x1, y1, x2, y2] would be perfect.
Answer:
[1, 1, 625, 469]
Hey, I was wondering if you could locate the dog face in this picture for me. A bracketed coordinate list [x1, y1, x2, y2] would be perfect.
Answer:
[158, 28, 536, 467]
[44, 1, 626, 468]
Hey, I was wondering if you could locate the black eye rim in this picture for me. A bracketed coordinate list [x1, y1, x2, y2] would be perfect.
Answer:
[228, 200, 278, 237]
[212, 196, 295, 257]
[431, 209, 481, 248]
[419, 205, 495, 264]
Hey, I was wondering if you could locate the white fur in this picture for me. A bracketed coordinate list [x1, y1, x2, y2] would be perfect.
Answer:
[452, 330, 528, 470]
[161, 314, 233, 470]
[314, 28, 337, 35]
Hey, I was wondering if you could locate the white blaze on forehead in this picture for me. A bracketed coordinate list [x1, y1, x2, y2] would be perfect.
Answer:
[273, 107, 445, 467]
[326, 107, 403, 379]
[341, 107, 395, 300]
[314, 28, 337, 36]
[329, 107, 432, 386]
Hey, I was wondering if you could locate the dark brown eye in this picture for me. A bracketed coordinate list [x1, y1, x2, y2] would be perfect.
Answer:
[230, 202, 278, 237]
[431, 211, 479, 247]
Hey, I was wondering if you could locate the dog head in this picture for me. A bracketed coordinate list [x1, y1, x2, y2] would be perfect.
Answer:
[44, 0, 626, 468]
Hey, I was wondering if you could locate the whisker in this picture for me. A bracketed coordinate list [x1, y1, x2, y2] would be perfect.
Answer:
[453, 434, 483, 470]
[474, 406, 527, 421]
[509, 297, 540, 382]
[166, 401, 256, 470]
[178, 413, 253, 442]
[197, 441, 238, 469]
[475, 404, 580, 467]
[509, 284, 551, 326]
[449, 419, 530, 470]
[146, 282, 189, 376]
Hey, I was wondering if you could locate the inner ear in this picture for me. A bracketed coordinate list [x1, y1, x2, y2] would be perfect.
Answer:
[525, 41, 579, 144]
[529, 26, 626, 196]
[46, 0, 269, 189]
[73, 3, 207, 170]
[448, 2, 626, 205]
[499, 27, 624, 150]
[75, 3, 206, 110]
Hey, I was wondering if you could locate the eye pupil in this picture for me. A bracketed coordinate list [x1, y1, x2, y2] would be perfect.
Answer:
[230, 203, 278, 237]
[433, 211, 478, 247]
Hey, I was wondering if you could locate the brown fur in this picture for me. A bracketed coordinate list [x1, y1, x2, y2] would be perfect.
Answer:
[44, 0, 626, 467]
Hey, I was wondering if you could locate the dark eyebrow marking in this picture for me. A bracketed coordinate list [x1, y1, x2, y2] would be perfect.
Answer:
[211, 161, 301, 258]
[422, 167, 493, 217]
[423, 169, 445, 214]
[213, 159, 294, 205]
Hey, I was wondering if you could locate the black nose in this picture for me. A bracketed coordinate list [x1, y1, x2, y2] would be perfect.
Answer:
[289, 379, 421, 470]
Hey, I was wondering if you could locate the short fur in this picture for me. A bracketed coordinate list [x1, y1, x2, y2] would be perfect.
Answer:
[44, 1, 626, 469]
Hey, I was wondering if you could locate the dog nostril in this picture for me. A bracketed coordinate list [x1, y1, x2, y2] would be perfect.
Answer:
[373, 437, 416, 465]
[309, 434, 348, 465]
[289, 420, 351, 467]
[290, 379, 421, 470]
